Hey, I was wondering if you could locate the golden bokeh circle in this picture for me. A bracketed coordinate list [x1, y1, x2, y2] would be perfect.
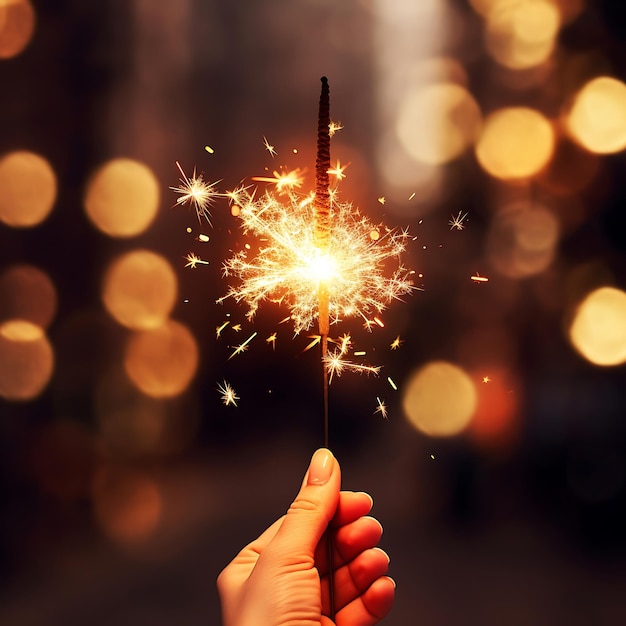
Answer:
[0, 319, 54, 401]
[102, 250, 178, 330]
[396, 83, 482, 165]
[402, 361, 477, 437]
[0, 264, 57, 328]
[567, 76, 626, 155]
[0, 151, 57, 227]
[569, 287, 626, 366]
[84, 158, 160, 237]
[124, 320, 198, 399]
[0, 0, 36, 59]
[475, 107, 555, 180]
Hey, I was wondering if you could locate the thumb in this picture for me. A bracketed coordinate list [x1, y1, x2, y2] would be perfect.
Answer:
[271, 448, 341, 559]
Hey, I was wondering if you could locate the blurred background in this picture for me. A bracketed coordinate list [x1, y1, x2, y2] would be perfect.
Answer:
[1, 0, 626, 624]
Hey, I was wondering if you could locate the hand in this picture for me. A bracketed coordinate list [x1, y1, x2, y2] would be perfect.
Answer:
[217, 448, 395, 626]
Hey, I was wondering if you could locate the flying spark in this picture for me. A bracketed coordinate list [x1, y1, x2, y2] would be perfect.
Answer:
[390, 335, 403, 350]
[184, 252, 209, 268]
[449, 210, 468, 231]
[375, 396, 388, 419]
[471, 273, 489, 283]
[216, 321, 230, 339]
[263, 136, 277, 157]
[327, 160, 349, 182]
[217, 380, 239, 406]
[251, 168, 304, 193]
[387, 376, 398, 391]
[229, 331, 258, 359]
[324, 348, 381, 383]
[170, 161, 221, 224]
[266, 332, 277, 350]
[328, 120, 343, 137]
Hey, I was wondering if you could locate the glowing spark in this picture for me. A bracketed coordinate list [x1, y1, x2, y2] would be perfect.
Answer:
[229, 332, 257, 359]
[328, 121, 343, 137]
[216, 321, 230, 339]
[218, 186, 414, 335]
[327, 160, 349, 182]
[375, 397, 388, 419]
[184, 252, 209, 268]
[482, 375, 491, 383]
[374, 317, 385, 328]
[471, 273, 489, 283]
[449, 210, 468, 231]
[263, 136, 277, 157]
[324, 348, 381, 383]
[217, 380, 239, 406]
[252, 169, 304, 193]
[231, 324, 242, 332]
[408, 192, 416, 201]
[354, 351, 366, 356]
[387, 376, 398, 391]
[390, 335, 403, 350]
[430, 454, 435, 460]
[266, 332, 277, 350]
[205, 145, 214, 154]
[304, 335, 322, 352]
[197, 233, 210, 243]
[377, 197, 386, 205]
[170, 161, 220, 224]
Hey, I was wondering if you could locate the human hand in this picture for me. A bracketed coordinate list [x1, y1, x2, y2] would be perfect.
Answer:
[217, 448, 395, 626]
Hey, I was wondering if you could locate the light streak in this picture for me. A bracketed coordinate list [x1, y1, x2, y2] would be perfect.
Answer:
[390, 335, 403, 350]
[217, 380, 239, 406]
[170, 161, 221, 224]
[375, 396, 388, 419]
[471, 273, 489, 283]
[216, 321, 230, 339]
[266, 332, 277, 350]
[184, 252, 209, 268]
[251, 169, 304, 193]
[228, 331, 258, 360]
[324, 348, 381, 383]
[328, 121, 343, 137]
[263, 136, 277, 157]
[449, 210, 469, 231]
[387, 376, 398, 391]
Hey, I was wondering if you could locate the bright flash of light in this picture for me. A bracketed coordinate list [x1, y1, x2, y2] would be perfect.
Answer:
[218, 187, 414, 335]
[229, 331, 257, 359]
[375, 396, 388, 419]
[328, 121, 343, 137]
[251, 169, 304, 193]
[184, 252, 209, 268]
[170, 161, 221, 224]
[217, 380, 239, 406]
[327, 160, 349, 182]
[263, 136, 277, 157]
[449, 211, 468, 231]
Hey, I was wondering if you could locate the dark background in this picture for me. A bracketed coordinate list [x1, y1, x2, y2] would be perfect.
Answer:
[1, 1, 626, 624]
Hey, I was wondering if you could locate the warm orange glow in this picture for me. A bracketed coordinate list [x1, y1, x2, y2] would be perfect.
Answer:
[476, 107, 555, 180]
[92, 466, 162, 544]
[0, 319, 53, 401]
[569, 287, 626, 366]
[102, 250, 178, 330]
[402, 361, 477, 437]
[487, 203, 559, 278]
[485, 0, 560, 70]
[124, 320, 199, 398]
[84, 158, 159, 237]
[0, 0, 35, 59]
[567, 77, 626, 155]
[0, 150, 56, 227]
[396, 83, 482, 165]
[0, 265, 57, 328]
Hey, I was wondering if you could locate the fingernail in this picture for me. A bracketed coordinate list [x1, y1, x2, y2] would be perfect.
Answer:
[307, 448, 333, 485]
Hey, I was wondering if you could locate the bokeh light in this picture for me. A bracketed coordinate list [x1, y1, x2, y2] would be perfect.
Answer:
[92, 466, 162, 545]
[567, 76, 626, 155]
[476, 107, 555, 180]
[102, 249, 178, 330]
[396, 82, 482, 165]
[0, 150, 57, 227]
[569, 287, 626, 366]
[0, 0, 35, 59]
[124, 319, 198, 399]
[487, 203, 559, 278]
[402, 361, 477, 437]
[485, 0, 561, 70]
[84, 158, 160, 237]
[0, 264, 57, 328]
[0, 319, 53, 401]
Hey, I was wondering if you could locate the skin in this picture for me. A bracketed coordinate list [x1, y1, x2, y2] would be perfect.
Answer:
[218, 448, 395, 626]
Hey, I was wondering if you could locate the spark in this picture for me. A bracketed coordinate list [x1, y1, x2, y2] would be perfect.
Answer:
[353, 351, 366, 356]
[324, 348, 381, 383]
[377, 197, 386, 205]
[231, 324, 242, 332]
[205, 145, 215, 154]
[375, 397, 388, 419]
[327, 160, 349, 182]
[328, 120, 343, 137]
[229, 331, 258, 359]
[263, 136, 277, 157]
[218, 186, 414, 336]
[390, 335, 403, 350]
[374, 317, 385, 328]
[217, 380, 239, 406]
[184, 252, 209, 268]
[266, 332, 277, 350]
[408, 192, 416, 201]
[449, 210, 468, 231]
[252, 169, 304, 193]
[170, 161, 220, 224]
[387, 376, 398, 391]
[471, 273, 489, 283]
[197, 233, 210, 243]
[482, 375, 491, 383]
[303, 335, 322, 352]
[216, 321, 230, 339]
